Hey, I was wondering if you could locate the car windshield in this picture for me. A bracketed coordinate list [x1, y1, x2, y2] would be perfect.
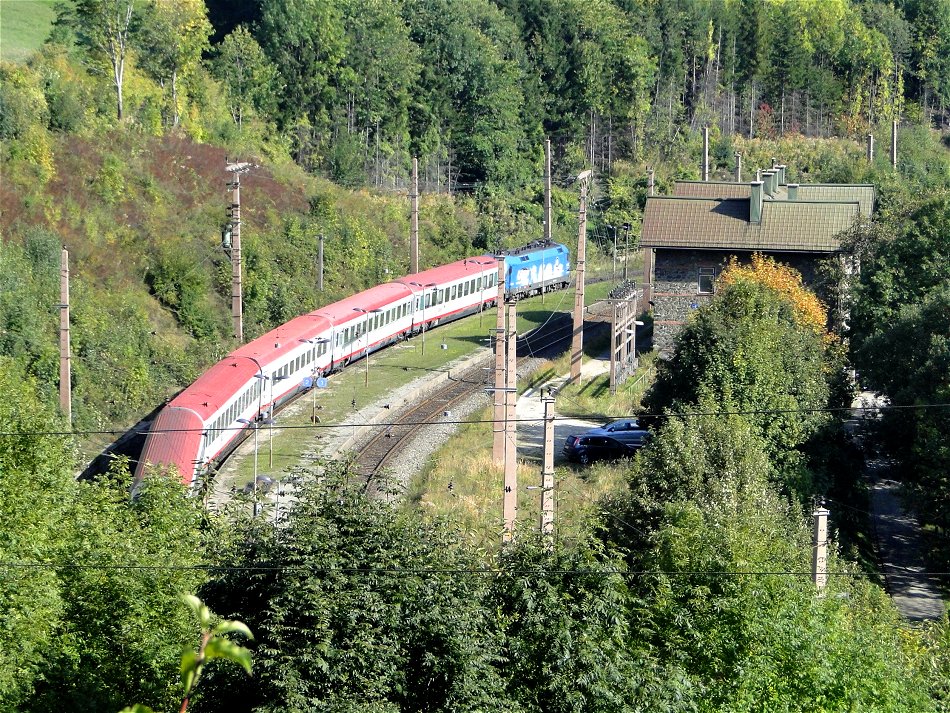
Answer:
[602, 419, 639, 431]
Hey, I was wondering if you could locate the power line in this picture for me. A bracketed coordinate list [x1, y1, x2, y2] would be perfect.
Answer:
[0, 560, 937, 578]
[2, 403, 947, 439]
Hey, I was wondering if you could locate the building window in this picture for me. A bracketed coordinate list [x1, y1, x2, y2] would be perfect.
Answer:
[698, 267, 716, 294]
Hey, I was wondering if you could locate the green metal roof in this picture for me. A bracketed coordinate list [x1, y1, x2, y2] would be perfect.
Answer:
[673, 181, 752, 199]
[796, 184, 875, 217]
[641, 196, 860, 252]
[672, 180, 874, 217]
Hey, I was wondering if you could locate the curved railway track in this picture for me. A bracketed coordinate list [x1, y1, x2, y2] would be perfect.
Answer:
[352, 310, 593, 486]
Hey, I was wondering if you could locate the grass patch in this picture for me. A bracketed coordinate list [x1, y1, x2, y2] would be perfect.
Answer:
[405, 403, 633, 555]
[1, 0, 57, 63]
[555, 351, 658, 421]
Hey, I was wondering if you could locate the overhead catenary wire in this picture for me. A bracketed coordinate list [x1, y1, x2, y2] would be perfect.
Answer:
[2, 402, 947, 439]
[0, 559, 942, 578]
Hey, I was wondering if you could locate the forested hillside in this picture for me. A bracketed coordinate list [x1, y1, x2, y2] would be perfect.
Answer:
[2, 0, 950, 710]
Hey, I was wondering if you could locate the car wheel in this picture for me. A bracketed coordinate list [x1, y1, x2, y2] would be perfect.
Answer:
[579, 452, 590, 466]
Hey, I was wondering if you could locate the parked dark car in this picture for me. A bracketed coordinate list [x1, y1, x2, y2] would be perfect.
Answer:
[594, 418, 640, 433]
[562, 434, 639, 465]
[583, 420, 652, 448]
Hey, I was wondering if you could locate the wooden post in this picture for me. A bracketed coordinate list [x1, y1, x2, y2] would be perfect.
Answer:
[891, 119, 898, 170]
[544, 138, 552, 243]
[702, 126, 709, 181]
[317, 233, 324, 292]
[570, 172, 591, 384]
[410, 156, 419, 273]
[59, 247, 71, 424]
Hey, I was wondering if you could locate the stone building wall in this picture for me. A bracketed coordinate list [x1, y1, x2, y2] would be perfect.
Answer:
[651, 249, 826, 353]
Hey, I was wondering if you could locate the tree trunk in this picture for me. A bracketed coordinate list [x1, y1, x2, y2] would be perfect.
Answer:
[172, 69, 180, 128]
[749, 82, 755, 139]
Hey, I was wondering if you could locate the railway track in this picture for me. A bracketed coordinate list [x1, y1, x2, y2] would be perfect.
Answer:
[352, 310, 590, 487]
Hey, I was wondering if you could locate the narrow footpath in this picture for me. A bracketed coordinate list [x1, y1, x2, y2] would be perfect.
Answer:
[851, 392, 946, 621]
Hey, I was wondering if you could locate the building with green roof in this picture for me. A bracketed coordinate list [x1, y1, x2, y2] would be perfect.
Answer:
[641, 168, 874, 351]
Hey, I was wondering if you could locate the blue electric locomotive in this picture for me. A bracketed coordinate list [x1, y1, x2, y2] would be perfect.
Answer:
[502, 240, 571, 299]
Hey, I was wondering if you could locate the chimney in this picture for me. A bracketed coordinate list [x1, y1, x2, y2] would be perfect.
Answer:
[787, 183, 799, 200]
[734, 152, 742, 182]
[761, 170, 775, 196]
[756, 169, 762, 182]
[770, 156, 777, 168]
[776, 165, 787, 186]
[750, 181, 764, 223]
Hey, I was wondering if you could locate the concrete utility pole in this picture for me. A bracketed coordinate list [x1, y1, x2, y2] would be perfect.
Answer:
[570, 170, 592, 384]
[544, 138, 552, 243]
[502, 300, 518, 543]
[59, 247, 71, 424]
[493, 258, 507, 465]
[867, 133, 874, 163]
[226, 160, 252, 342]
[647, 168, 655, 196]
[410, 156, 419, 274]
[317, 233, 325, 292]
[540, 393, 555, 541]
[891, 119, 898, 170]
[734, 152, 742, 182]
[812, 504, 830, 590]
[702, 126, 710, 181]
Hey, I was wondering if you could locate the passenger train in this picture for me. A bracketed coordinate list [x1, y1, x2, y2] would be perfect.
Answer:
[135, 240, 570, 486]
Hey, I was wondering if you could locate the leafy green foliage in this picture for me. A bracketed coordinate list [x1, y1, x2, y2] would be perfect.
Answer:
[644, 277, 844, 496]
[847, 194, 950, 538]
[0, 359, 213, 712]
[603, 406, 937, 711]
[491, 537, 693, 712]
[199, 470, 512, 712]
